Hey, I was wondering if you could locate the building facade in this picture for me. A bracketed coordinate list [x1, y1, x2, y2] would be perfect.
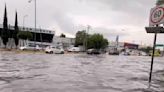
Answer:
[108, 41, 139, 52]
[52, 36, 75, 49]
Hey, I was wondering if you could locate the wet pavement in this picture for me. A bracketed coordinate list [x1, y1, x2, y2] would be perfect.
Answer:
[0, 51, 164, 92]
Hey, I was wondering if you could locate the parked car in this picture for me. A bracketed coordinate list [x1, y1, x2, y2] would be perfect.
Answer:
[108, 48, 119, 55]
[67, 47, 80, 52]
[87, 49, 101, 54]
[45, 46, 64, 54]
[119, 52, 130, 56]
[139, 51, 148, 56]
[109, 50, 119, 55]
[19, 45, 41, 51]
[149, 50, 161, 57]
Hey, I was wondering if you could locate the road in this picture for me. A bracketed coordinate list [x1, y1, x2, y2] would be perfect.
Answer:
[0, 52, 164, 92]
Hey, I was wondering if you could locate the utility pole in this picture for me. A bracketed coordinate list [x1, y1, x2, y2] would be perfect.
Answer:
[23, 15, 28, 30]
[29, 0, 37, 50]
[40, 27, 43, 50]
[34, 0, 36, 49]
[85, 25, 90, 51]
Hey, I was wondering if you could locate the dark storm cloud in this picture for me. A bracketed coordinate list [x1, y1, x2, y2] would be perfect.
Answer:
[53, 11, 76, 34]
[0, 0, 155, 29]
[0, 0, 159, 44]
[93, 27, 128, 37]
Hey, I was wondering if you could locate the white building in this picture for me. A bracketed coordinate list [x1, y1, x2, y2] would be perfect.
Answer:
[108, 41, 125, 51]
[52, 36, 75, 49]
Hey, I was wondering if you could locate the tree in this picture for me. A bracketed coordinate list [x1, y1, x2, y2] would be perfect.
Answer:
[0, 26, 1, 47]
[17, 31, 33, 46]
[60, 33, 66, 38]
[102, 38, 109, 49]
[17, 31, 33, 40]
[75, 30, 87, 47]
[0, 25, 1, 44]
[156, 0, 164, 5]
[13, 11, 19, 48]
[139, 46, 153, 54]
[0, 28, 1, 37]
[87, 34, 108, 49]
[2, 5, 9, 48]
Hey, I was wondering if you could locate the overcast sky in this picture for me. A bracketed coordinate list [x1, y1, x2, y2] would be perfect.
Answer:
[0, 0, 163, 46]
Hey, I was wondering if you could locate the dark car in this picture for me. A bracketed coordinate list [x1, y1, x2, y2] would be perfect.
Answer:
[87, 49, 101, 55]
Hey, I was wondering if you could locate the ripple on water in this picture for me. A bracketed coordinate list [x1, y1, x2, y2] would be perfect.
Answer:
[0, 53, 163, 92]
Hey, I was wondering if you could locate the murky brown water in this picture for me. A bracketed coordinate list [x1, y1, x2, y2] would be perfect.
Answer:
[0, 51, 164, 92]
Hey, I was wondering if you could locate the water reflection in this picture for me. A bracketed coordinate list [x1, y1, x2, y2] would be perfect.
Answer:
[0, 52, 164, 92]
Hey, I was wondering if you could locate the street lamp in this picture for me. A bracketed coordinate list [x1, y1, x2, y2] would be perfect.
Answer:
[29, 0, 37, 49]
[85, 25, 90, 51]
[23, 15, 28, 30]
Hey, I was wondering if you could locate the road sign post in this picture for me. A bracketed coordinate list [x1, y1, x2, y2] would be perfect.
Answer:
[146, 5, 164, 87]
[149, 28, 157, 86]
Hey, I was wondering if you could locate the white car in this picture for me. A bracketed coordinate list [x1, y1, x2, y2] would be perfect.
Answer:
[45, 46, 64, 54]
[19, 45, 41, 51]
[67, 47, 80, 52]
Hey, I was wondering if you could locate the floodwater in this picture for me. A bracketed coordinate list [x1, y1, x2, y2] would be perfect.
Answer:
[0, 52, 164, 92]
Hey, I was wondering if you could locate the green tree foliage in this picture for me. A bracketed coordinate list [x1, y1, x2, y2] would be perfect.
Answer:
[13, 11, 19, 47]
[75, 30, 87, 46]
[17, 31, 33, 40]
[0, 28, 1, 37]
[2, 5, 9, 47]
[156, 0, 164, 5]
[87, 34, 108, 49]
[60, 33, 66, 38]
[139, 46, 153, 53]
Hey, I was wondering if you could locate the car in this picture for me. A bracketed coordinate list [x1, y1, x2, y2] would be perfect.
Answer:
[67, 47, 80, 52]
[45, 46, 64, 54]
[19, 45, 41, 51]
[87, 49, 101, 54]
[108, 48, 119, 55]
[149, 50, 161, 57]
[109, 50, 119, 55]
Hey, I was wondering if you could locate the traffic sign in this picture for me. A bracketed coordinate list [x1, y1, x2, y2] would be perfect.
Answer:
[149, 5, 164, 26]
[156, 44, 164, 47]
[145, 27, 164, 33]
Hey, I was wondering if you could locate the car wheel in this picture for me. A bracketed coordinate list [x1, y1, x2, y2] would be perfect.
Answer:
[61, 51, 64, 54]
[50, 51, 53, 54]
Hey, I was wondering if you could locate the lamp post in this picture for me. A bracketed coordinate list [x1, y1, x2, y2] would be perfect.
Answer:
[29, 0, 37, 50]
[23, 15, 28, 30]
[85, 25, 90, 51]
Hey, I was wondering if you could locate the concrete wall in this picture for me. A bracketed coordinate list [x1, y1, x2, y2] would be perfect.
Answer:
[0, 37, 17, 49]
[0, 37, 32, 49]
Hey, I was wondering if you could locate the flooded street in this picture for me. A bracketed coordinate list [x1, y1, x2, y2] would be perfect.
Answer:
[0, 52, 164, 92]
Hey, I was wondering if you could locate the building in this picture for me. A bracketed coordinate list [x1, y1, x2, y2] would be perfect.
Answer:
[0, 24, 55, 48]
[108, 41, 124, 51]
[124, 42, 139, 49]
[108, 41, 139, 51]
[52, 36, 75, 49]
